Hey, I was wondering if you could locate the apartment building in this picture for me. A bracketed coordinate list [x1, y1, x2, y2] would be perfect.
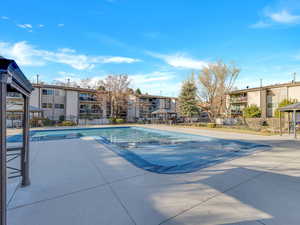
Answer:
[30, 84, 109, 124]
[127, 94, 178, 122]
[28, 84, 178, 124]
[228, 81, 300, 118]
[6, 83, 179, 126]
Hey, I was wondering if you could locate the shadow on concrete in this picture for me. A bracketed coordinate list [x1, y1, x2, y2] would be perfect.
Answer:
[7, 135, 300, 225]
[167, 166, 300, 225]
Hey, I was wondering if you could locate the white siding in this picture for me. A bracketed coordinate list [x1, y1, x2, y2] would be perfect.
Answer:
[127, 95, 138, 122]
[288, 86, 300, 100]
[65, 91, 78, 120]
[30, 88, 40, 108]
[247, 91, 260, 107]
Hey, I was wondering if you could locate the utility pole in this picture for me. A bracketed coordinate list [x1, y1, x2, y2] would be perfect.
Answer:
[36, 74, 39, 84]
[260, 78, 263, 88]
[293, 72, 296, 83]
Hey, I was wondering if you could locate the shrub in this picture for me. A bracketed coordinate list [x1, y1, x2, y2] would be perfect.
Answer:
[58, 120, 76, 126]
[243, 105, 261, 118]
[115, 118, 125, 124]
[109, 117, 116, 124]
[207, 123, 216, 128]
[43, 118, 56, 126]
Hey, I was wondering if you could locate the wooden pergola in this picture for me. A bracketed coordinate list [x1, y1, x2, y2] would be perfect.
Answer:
[279, 102, 300, 139]
[0, 57, 33, 225]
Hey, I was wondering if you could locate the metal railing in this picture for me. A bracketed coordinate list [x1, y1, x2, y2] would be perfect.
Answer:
[6, 147, 23, 179]
[230, 97, 247, 103]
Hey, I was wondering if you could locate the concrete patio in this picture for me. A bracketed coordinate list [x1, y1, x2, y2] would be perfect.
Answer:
[6, 126, 300, 225]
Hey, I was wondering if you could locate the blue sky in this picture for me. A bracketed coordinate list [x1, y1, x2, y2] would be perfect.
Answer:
[1, 0, 300, 96]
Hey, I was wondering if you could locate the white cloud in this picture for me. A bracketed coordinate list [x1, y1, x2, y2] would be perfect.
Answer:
[57, 23, 64, 27]
[251, 8, 300, 28]
[1, 16, 9, 20]
[130, 71, 175, 84]
[0, 41, 141, 70]
[268, 10, 300, 24]
[147, 51, 208, 70]
[17, 24, 32, 29]
[128, 70, 180, 96]
[58, 48, 76, 53]
[250, 21, 271, 28]
[101, 56, 141, 64]
[55, 72, 106, 89]
[0, 41, 45, 66]
[38, 24, 44, 28]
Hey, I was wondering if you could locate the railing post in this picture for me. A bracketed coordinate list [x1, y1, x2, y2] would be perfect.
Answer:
[21, 95, 30, 186]
[0, 73, 7, 225]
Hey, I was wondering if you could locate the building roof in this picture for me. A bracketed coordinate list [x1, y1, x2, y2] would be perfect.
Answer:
[0, 57, 33, 96]
[32, 83, 108, 94]
[136, 94, 177, 99]
[279, 102, 300, 112]
[229, 81, 300, 95]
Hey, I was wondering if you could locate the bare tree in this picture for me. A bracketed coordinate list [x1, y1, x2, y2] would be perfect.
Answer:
[97, 74, 131, 118]
[198, 61, 240, 122]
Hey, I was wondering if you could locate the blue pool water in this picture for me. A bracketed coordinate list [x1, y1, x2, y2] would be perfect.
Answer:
[7, 127, 271, 174]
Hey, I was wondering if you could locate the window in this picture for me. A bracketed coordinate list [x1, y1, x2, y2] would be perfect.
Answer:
[42, 103, 53, 108]
[42, 89, 54, 95]
[55, 104, 64, 109]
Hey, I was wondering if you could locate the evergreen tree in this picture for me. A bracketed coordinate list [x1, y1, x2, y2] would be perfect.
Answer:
[178, 75, 199, 121]
[135, 88, 142, 95]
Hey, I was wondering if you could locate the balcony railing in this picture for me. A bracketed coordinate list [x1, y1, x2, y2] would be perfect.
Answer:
[230, 97, 247, 103]
[79, 97, 98, 101]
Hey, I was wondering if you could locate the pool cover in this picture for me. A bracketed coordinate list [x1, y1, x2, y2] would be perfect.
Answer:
[7, 127, 271, 174]
[96, 134, 271, 174]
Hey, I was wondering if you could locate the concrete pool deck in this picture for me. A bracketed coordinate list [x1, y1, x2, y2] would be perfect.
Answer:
[6, 125, 300, 225]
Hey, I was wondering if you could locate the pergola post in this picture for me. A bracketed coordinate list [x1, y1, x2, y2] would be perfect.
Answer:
[279, 111, 282, 136]
[21, 95, 30, 186]
[0, 74, 7, 225]
[288, 112, 291, 135]
[293, 110, 297, 139]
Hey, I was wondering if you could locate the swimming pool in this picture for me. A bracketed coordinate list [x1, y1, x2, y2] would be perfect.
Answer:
[7, 127, 271, 174]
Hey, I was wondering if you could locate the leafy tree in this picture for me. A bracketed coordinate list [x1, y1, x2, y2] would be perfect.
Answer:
[198, 61, 240, 121]
[135, 88, 142, 95]
[243, 104, 261, 118]
[178, 75, 199, 121]
[97, 74, 131, 119]
[275, 99, 298, 118]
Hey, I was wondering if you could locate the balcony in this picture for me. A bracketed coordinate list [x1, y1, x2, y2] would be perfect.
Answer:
[79, 97, 98, 102]
[230, 96, 247, 104]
